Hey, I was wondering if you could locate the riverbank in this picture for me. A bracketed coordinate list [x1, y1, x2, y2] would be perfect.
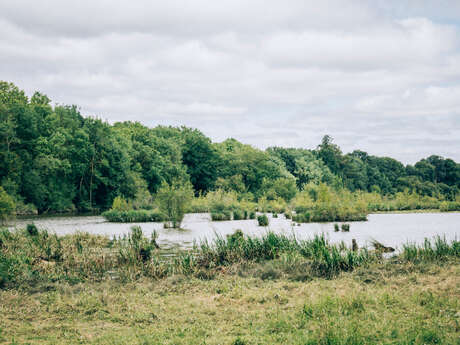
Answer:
[1, 258, 459, 344]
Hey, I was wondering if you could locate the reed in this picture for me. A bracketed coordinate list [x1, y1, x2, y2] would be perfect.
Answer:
[1, 225, 459, 290]
[401, 236, 460, 263]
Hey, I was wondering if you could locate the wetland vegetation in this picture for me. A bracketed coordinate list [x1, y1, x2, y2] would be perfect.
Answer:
[0, 225, 459, 344]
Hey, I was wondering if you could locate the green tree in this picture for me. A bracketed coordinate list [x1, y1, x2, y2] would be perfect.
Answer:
[155, 180, 194, 228]
[181, 128, 222, 194]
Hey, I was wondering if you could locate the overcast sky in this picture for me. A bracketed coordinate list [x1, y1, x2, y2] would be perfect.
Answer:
[1, 1, 459, 164]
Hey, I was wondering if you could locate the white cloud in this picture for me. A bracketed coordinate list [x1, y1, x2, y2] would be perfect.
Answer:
[0, 0, 459, 163]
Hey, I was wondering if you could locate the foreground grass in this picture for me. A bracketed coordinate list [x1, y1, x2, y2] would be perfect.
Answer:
[1, 227, 459, 344]
[1, 260, 459, 345]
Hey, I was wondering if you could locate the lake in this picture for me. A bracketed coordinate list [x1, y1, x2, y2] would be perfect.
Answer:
[10, 212, 460, 251]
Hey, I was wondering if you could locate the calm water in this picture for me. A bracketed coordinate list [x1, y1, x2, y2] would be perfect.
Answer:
[10, 212, 460, 251]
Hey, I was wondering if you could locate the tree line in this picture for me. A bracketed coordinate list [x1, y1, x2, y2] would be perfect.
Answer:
[1, 81, 459, 216]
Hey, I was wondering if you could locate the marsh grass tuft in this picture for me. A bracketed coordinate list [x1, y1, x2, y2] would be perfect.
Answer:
[401, 236, 459, 263]
[257, 214, 269, 226]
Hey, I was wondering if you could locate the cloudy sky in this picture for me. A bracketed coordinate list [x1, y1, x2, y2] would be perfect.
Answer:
[1, 0, 460, 164]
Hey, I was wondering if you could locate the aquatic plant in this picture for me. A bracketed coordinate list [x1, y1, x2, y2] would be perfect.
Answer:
[102, 209, 166, 222]
[341, 224, 350, 232]
[0, 223, 459, 290]
[211, 210, 232, 221]
[257, 214, 269, 226]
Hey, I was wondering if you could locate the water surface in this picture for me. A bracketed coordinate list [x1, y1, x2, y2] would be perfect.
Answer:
[11, 212, 460, 251]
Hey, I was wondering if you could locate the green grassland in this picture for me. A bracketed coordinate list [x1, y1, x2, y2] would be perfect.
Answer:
[1, 226, 459, 344]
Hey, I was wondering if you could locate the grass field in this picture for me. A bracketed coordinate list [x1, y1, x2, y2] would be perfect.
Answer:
[1, 258, 459, 344]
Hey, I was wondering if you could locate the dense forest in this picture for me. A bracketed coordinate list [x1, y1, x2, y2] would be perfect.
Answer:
[1, 81, 459, 217]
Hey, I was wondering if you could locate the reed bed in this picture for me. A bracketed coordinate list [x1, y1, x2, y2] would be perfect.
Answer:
[1, 225, 459, 290]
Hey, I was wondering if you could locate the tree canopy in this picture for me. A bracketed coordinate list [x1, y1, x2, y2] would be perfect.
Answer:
[1, 81, 459, 214]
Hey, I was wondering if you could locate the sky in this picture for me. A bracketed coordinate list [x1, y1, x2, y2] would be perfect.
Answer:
[1, 0, 459, 164]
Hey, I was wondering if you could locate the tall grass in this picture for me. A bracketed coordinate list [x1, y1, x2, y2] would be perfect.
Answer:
[195, 231, 372, 278]
[401, 236, 460, 263]
[1, 225, 459, 290]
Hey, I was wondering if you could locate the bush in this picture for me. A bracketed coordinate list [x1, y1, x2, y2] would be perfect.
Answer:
[0, 187, 15, 224]
[249, 211, 256, 219]
[111, 196, 130, 211]
[155, 181, 194, 228]
[26, 223, 39, 236]
[187, 196, 209, 213]
[102, 209, 166, 222]
[257, 214, 269, 226]
[439, 201, 460, 212]
[233, 209, 245, 220]
[334, 224, 340, 232]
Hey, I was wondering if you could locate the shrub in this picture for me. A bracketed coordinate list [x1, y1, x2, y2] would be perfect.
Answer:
[0, 187, 15, 224]
[111, 196, 130, 211]
[334, 224, 340, 232]
[187, 196, 209, 213]
[207, 189, 239, 213]
[439, 201, 460, 212]
[257, 214, 269, 226]
[249, 211, 256, 219]
[233, 209, 245, 220]
[117, 226, 160, 264]
[155, 181, 194, 228]
[26, 224, 39, 236]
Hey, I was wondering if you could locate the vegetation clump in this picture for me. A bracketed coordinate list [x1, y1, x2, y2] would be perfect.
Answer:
[257, 214, 269, 226]
[232, 208, 245, 220]
[341, 224, 350, 232]
[211, 211, 232, 221]
[155, 181, 194, 228]
[0, 186, 15, 225]
[102, 209, 166, 222]
[439, 201, 460, 212]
